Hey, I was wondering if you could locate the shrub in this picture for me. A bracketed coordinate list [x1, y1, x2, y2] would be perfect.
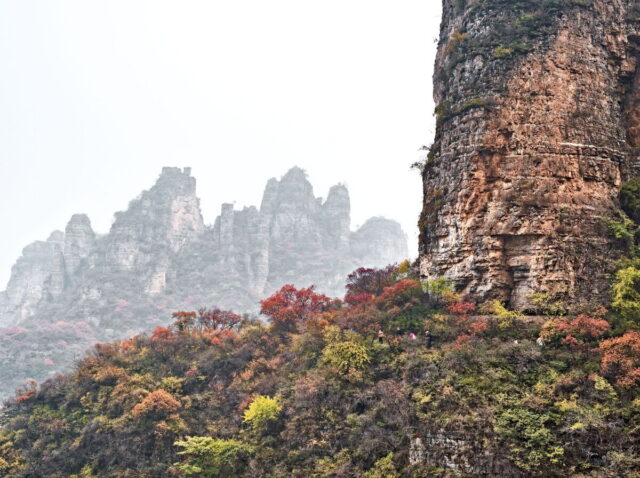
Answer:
[496, 408, 564, 472]
[480, 300, 522, 329]
[173, 436, 252, 477]
[242, 395, 282, 429]
[599, 331, 640, 389]
[132, 390, 181, 418]
[527, 293, 567, 316]
[611, 265, 640, 322]
[321, 329, 371, 381]
[541, 315, 611, 352]
[424, 277, 455, 304]
[364, 452, 399, 478]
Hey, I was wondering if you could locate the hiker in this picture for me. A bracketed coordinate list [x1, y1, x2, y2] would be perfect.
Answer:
[424, 330, 432, 348]
[395, 327, 402, 337]
[378, 329, 385, 344]
[536, 336, 545, 347]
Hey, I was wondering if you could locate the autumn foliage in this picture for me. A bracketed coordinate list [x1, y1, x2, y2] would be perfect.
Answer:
[196, 308, 243, 331]
[3, 264, 640, 478]
[344, 265, 398, 304]
[599, 330, 640, 388]
[260, 285, 332, 329]
[541, 314, 611, 352]
[132, 389, 181, 418]
[375, 280, 422, 309]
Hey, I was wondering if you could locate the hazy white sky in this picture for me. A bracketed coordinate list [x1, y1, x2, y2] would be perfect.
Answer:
[0, 0, 441, 288]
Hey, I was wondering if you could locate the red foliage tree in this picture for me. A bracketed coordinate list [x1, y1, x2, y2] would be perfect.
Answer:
[447, 302, 477, 317]
[375, 280, 423, 309]
[14, 380, 37, 404]
[599, 331, 640, 389]
[344, 293, 374, 306]
[446, 301, 487, 342]
[205, 329, 239, 347]
[196, 308, 242, 331]
[541, 315, 611, 352]
[345, 265, 398, 299]
[260, 285, 332, 329]
[336, 301, 381, 335]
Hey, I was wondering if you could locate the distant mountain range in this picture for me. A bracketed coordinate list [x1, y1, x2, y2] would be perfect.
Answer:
[0, 167, 408, 401]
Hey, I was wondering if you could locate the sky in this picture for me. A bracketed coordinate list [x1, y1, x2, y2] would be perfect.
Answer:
[0, 0, 442, 289]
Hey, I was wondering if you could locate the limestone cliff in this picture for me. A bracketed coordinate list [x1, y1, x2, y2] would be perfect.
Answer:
[420, 0, 640, 310]
[0, 167, 408, 400]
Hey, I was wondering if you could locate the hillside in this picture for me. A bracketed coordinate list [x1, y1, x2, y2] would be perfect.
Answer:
[0, 254, 638, 477]
[0, 167, 407, 402]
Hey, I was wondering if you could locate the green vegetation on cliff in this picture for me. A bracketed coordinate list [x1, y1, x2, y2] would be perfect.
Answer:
[0, 252, 639, 477]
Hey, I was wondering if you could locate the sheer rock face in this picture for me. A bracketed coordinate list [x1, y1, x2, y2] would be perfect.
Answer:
[64, 214, 96, 275]
[420, 0, 640, 310]
[105, 167, 204, 272]
[0, 167, 408, 399]
[3, 232, 66, 323]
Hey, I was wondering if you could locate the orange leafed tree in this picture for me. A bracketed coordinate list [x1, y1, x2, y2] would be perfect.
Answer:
[541, 315, 611, 352]
[599, 330, 640, 389]
[132, 389, 181, 418]
[172, 311, 197, 331]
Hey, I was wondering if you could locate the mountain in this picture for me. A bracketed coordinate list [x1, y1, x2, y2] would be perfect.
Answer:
[0, 167, 408, 401]
[419, 0, 640, 311]
[0, 265, 637, 477]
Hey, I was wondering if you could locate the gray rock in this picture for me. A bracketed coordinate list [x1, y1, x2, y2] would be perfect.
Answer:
[0, 166, 408, 400]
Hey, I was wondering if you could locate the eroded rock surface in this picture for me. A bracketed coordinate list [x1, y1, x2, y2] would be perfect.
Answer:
[420, 0, 640, 310]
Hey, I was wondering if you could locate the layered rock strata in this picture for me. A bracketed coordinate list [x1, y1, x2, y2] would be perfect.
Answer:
[420, 0, 640, 310]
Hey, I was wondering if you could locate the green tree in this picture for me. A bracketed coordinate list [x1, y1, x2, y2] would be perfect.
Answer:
[364, 453, 399, 478]
[612, 265, 640, 322]
[242, 395, 282, 429]
[321, 328, 371, 381]
[173, 437, 252, 477]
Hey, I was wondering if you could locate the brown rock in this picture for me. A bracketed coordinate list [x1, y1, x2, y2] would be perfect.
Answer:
[420, 0, 639, 311]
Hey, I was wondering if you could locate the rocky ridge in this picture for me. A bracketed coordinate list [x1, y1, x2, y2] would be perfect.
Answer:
[0, 167, 408, 400]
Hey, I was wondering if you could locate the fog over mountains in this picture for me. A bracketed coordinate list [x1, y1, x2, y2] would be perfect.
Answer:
[0, 167, 408, 400]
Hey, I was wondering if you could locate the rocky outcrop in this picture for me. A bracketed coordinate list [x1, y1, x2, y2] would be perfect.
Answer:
[0, 167, 408, 400]
[105, 167, 204, 272]
[2, 232, 66, 325]
[64, 214, 96, 275]
[352, 217, 409, 269]
[420, 0, 640, 310]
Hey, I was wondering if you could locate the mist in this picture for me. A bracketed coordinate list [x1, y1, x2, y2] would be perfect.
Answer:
[0, 0, 441, 287]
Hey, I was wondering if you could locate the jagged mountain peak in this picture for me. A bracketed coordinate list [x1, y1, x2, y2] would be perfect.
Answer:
[324, 184, 350, 212]
[0, 167, 408, 401]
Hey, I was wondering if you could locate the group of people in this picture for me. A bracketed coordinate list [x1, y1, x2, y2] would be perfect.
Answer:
[377, 327, 433, 348]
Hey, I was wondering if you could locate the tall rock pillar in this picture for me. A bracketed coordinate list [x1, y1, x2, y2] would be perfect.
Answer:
[420, 0, 640, 310]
